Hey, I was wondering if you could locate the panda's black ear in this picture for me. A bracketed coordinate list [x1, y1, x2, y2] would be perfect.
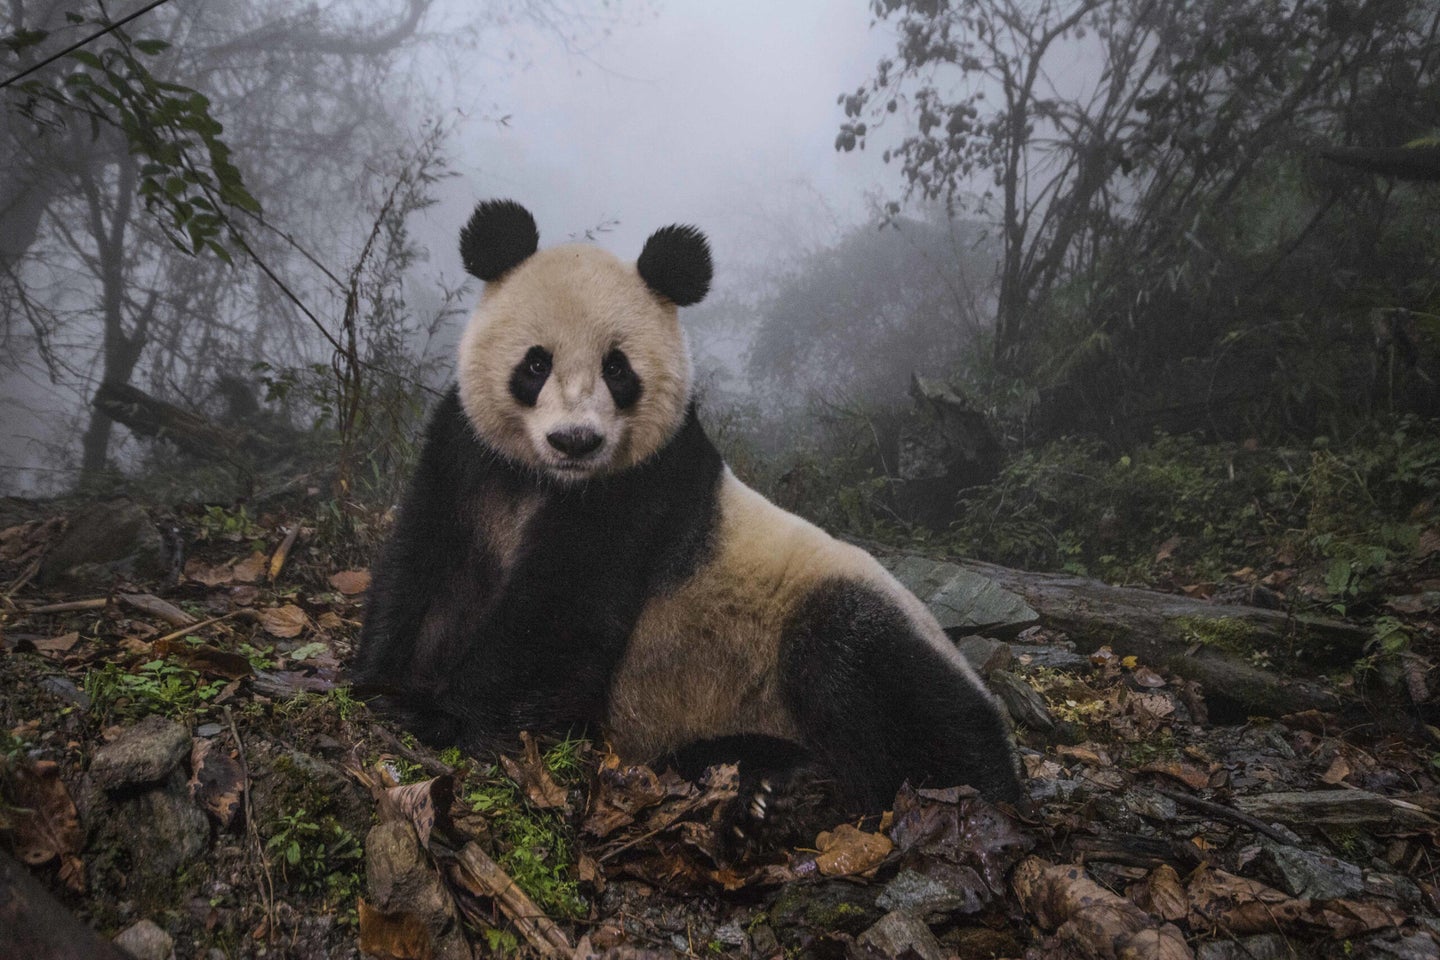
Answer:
[460, 200, 540, 281]
[637, 224, 712, 306]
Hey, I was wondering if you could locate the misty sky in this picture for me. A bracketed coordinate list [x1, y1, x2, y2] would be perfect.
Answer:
[414, 0, 898, 293]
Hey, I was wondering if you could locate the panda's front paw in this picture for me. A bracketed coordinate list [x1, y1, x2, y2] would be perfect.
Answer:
[718, 773, 810, 863]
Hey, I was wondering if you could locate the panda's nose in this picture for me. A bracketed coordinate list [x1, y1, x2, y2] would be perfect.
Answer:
[547, 427, 604, 458]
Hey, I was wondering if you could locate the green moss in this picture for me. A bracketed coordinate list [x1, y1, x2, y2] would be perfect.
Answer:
[1171, 616, 1258, 655]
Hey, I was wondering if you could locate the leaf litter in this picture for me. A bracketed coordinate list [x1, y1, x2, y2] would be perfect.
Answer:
[0, 499, 1437, 959]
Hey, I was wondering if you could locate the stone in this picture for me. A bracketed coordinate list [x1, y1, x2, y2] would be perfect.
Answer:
[1260, 841, 1364, 899]
[1196, 934, 1290, 960]
[365, 821, 469, 960]
[39, 499, 166, 589]
[988, 670, 1054, 731]
[879, 556, 1038, 636]
[89, 716, 190, 791]
[955, 636, 1012, 676]
[112, 919, 175, 960]
[875, 869, 970, 922]
[851, 910, 946, 960]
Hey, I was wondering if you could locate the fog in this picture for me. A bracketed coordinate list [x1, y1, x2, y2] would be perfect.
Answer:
[4, 0, 1436, 503]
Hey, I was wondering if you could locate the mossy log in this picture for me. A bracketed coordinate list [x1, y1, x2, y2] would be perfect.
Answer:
[950, 559, 1367, 719]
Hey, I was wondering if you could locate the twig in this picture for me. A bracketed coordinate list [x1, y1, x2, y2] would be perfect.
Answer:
[451, 842, 572, 957]
[118, 592, 196, 627]
[19, 597, 109, 614]
[149, 611, 240, 647]
[225, 706, 275, 941]
[3, 555, 45, 604]
[368, 724, 452, 779]
[268, 525, 300, 582]
[1154, 786, 1294, 845]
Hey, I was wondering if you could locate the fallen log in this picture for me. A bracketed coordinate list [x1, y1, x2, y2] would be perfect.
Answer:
[872, 551, 1368, 719]
[955, 559, 1366, 719]
[0, 849, 130, 960]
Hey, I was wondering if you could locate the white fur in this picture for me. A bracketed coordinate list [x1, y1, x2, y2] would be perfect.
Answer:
[457, 245, 693, 481]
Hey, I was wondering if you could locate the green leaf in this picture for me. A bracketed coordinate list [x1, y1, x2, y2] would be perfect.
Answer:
[134, 39, 170, 55]
[3, 29, 49, 53]
[67, 50, 103, 69]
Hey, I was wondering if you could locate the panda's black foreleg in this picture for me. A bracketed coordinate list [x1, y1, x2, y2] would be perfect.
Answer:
[661, 734, 832, 861]
[780, 580, 1022, 812]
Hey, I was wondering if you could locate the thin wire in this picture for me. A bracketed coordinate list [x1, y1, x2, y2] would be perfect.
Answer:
[0, 0, 175, 90]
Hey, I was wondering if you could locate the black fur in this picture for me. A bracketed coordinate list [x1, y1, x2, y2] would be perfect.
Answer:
[637, 224, 712, 306]
[460, 199, 540, 281]
[509, 346, 551, 406]
[354, 386, 723, 753]
[779, 579, 1022, 809]
[601, 348, 642, 410]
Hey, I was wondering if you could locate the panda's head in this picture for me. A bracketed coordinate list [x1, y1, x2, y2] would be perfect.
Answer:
[455, 199, 712, 483]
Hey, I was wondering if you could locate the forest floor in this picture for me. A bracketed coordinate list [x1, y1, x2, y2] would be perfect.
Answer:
[1, 492, 1439, 960]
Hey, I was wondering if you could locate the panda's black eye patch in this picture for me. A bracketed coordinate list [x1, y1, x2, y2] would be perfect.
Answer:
[509, 346, 552, 407]
[602, 348, 642, 410]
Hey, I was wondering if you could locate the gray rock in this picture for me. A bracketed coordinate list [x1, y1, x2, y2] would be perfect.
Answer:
[1009, 642, 1092, 672]
[988, 670, 1054, 731]
[39, 675, 90, 709]
[1125, 789, 1179, 821]
[879, 556, 1038, 635]
[1353, 931, 1440, 960]
[1196, 934, 1291, 960]
[875, 869, 970, 921]
[39, 499, 165, 589]
[1261, 841, 1364, 899]
[112, 918, 175, 960]
[366, 821, 469, 960]
[955, 636, 1012, 676]
[851, 910, 946, 960]
[89, 716, 190, 791]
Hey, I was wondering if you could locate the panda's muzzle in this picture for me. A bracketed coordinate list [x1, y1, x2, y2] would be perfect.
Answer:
[546, 427, 604, 459]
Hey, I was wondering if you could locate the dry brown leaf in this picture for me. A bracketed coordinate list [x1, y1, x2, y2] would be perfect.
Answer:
[1056, 744, 1108, 767]
[377, 775, 454, 850]
[1155, 535, 1181, 563]
[329, 569, 372, 596]
[258, 604, 306, 638]
[499, 731, 569, 811]
[188, 738, 245, 829]
[231, 551, 267, 584]
[1320, 754, 1353, 785]
[1128, 864, 1189, 923]
[1132, 666, 1167, 688]
[32, 632, 80, 657]
[8, 759, 85, 892]
[814, 823, 892, 877]
[1013, 858, 1192, 959]
[1139, 760, 1211, 791]
[155, 638, 253, 680]
[1416, 528, 1440, 558]
[1186, 866, 1304, 935]
[357, 899, 433, 960]
[185, 558, 235, 587]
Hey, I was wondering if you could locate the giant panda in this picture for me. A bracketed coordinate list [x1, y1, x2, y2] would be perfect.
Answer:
[354, 199, 1020, 848]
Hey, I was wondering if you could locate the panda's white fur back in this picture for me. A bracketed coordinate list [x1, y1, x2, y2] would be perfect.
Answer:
[608, 468, 995, 761]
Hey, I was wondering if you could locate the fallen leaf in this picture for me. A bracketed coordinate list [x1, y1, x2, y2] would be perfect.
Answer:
[814, 823, 891, 877]
[229, 584, 260, 606]
[32, 632, 80, 657]
[155, 638, 253, 680]
[189, 739, 245, 829]
[1129, 863, 1189, 923]
[498, 731, 569, 811]
[1139, 760, 1211, 791]
[357, 899, 433, 960]
[1132, 666, 1167, 688]
[1416, 528, 1440, 559]
[185, 558, 235, 587]
[377, 774, 454, 850]
[1181, 582, 1215, 599]
[329, 569, 372, 596]
[258, 604, 306, 638]
[1155, 535, 1181, 563]
[231, 551, 267, 583]
[1013, 858, 1190, 959]
[1320, 754, 1352, 785]
[8, 759, 85, 892]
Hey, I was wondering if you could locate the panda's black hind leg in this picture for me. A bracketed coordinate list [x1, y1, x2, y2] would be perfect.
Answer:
[663, 734, 831, 862]
[780, 579, 1022, 812]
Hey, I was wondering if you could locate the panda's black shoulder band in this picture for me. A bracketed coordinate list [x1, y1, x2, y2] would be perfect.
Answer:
[638, 224, 712, 306]
[460, 199, 540, 281]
